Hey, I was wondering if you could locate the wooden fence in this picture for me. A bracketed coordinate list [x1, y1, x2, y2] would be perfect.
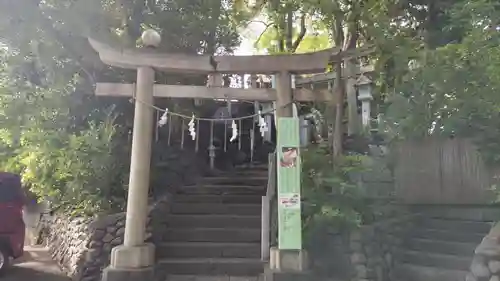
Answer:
[394, 138, 496, 205]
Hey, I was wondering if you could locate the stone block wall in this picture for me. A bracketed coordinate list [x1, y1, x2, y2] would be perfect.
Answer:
[308, 206, 416, 281]
[307, 231, 351, 280]
[348, 211, 416, 281]
[357, 152, 394, 200]
[40, 197, 170, 281]
[468, 223, 500, 281]
[36, 146, 205, 280]
[41, 215, 92, 278]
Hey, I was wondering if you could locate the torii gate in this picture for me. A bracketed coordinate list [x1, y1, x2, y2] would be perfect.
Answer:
[89, 29, 373, 281]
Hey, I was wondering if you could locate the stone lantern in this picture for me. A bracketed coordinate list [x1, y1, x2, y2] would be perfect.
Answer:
[356, 74, 373, 128]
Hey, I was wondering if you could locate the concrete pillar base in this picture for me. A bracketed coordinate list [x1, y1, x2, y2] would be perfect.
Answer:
[263, 267, 311, 281]
[269, 247, 309, 272]
[102, 243, 155, 281]
[109, 243, 155, 268]
[101, 266, 154, 281]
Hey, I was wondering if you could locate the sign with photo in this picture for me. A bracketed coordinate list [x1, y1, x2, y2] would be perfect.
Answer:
[280, 147, 298, 168]
[276, 117, 302, 250]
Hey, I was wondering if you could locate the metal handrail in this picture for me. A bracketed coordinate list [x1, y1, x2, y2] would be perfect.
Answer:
[261, 151, 277, 261]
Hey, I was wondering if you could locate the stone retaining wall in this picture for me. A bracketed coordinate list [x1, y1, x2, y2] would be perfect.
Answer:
[308, 206, 416, 281]
[468, 223, 500, 281]
[40, 197, 170, 281]
[348, 211, 416, 281]
[357, 150, 394, 199]
[37, 146, 205, 280]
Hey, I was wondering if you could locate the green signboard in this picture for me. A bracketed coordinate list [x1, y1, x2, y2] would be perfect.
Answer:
[276, 117, 302, 250]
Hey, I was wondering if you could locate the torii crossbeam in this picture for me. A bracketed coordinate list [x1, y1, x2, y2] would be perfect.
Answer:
[95, 83, 334, 102]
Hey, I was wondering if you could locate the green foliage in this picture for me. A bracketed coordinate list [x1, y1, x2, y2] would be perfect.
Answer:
[379, 0, 500, 165]
[0, 0, 242, 216]
[7, 115, 129, 216]
[0, 66, 131, 215]
[254, 18, 330, 54]
[301, 144, 370, 238]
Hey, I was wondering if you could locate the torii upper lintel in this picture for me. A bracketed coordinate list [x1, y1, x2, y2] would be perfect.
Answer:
[88, 38, 373, 74]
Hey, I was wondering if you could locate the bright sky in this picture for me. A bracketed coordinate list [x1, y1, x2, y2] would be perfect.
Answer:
[228, 21, 267, 89]
[234, 21, 266, 55]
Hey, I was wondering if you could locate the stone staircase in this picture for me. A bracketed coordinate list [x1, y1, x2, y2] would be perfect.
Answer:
[393, 211, 493, 281]
[157, 164, 269, 281]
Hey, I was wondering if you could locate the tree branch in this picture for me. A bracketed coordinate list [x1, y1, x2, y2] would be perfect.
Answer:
[250, 20, 270, 26]
[343, 5, 360, 51]
[343, 22, 359, 50]
[254, 22, 275, 47]
[291, 14, 307, 52]
[22, 0, 99, 84]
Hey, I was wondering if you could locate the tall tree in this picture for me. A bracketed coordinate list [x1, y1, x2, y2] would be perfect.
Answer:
[0, 0, 242, 215]
[378, 0, 500, 164]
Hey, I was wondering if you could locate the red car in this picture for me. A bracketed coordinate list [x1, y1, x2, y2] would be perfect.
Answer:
[0, 172, 25, 275]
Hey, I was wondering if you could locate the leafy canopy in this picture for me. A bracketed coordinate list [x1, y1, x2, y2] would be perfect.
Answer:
[0, 0, 242, 215]
[380, 0, 500, 164]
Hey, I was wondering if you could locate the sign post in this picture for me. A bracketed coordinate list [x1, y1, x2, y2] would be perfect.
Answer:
[276, 117, 302, 250]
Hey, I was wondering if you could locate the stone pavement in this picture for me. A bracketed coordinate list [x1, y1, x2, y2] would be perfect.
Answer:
[2, 245, 69, 281]
[2, 201, 70, 280]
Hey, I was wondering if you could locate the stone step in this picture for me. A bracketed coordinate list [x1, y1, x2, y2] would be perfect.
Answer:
[396, 250, 472, 271]
[164, 228, 260, 243]
[412, 206, 500, 221]
[175, 195, 262, 204]
[412, 229, 485, 243]
[392, 263, 468, 281]
[171, 203, 261, 216]
[157, 258, 263, 276]
[178, 185, 265, 196]
[194, 177, 268, 186]
[217, 170, 269, 177]
[235, 163, 268, 170]
[169, 215, 261, 229]
[165, 275, 263, 281]
[419, 218, 492, 234]
[158, 242, 260, 259]
[406, 238, 477, 256]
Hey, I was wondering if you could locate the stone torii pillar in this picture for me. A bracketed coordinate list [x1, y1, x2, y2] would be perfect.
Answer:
[275, 71, 293, 118]
[101, 29, 160, 281]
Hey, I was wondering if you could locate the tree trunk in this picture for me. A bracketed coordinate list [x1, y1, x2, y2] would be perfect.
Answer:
[332, 10, 359, 160]
[332, 59, 345, 158]
[332, 16, 345, 159]
[285, 11, 293, 51]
